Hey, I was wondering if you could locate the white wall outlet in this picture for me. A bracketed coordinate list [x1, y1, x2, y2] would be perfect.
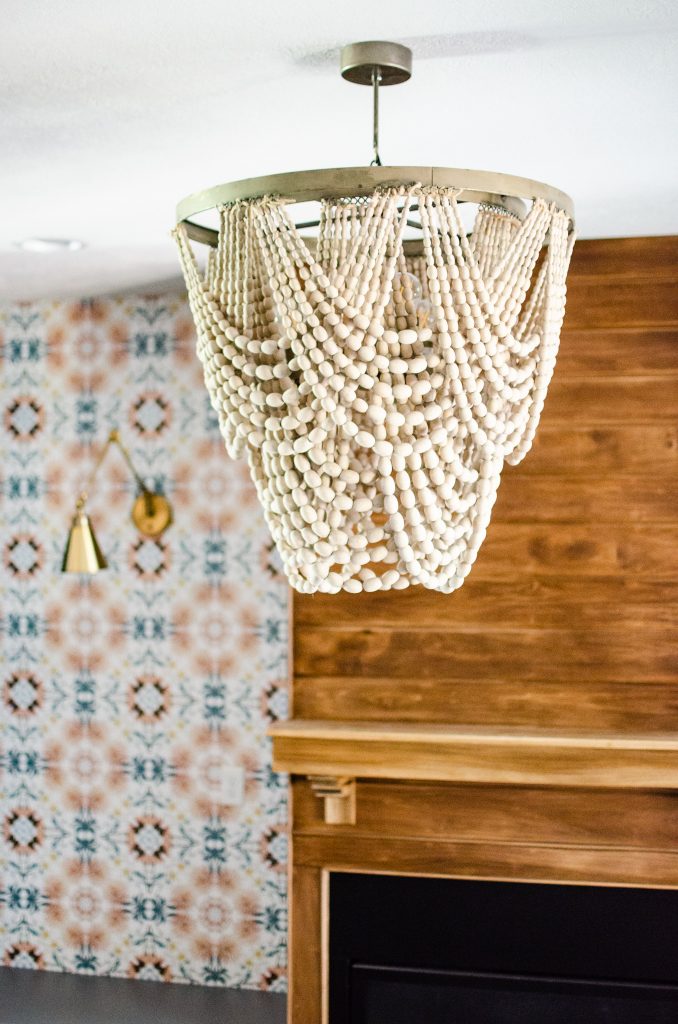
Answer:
[195, 754, 246, 806]
[216, 764, 245, 805]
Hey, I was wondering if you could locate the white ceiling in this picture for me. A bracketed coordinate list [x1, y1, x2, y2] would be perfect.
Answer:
[2, 0, 677, 300]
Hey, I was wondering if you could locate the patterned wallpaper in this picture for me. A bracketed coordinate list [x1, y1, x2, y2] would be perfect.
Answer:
[0, 292, 289, 989]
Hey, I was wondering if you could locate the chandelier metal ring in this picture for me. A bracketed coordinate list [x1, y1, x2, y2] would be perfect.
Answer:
[176, 165, 574, 247]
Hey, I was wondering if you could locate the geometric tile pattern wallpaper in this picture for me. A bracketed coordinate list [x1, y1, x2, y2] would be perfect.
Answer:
[0, 293, 289, 990]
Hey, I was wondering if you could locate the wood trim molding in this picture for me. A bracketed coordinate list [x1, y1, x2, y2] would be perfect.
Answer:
[271, 720, 678, 791]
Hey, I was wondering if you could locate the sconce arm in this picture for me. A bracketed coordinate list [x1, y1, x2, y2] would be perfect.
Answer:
[107, 429, 154, 512]
[73, 428, 172, 537]
[77, 428, 151, 510]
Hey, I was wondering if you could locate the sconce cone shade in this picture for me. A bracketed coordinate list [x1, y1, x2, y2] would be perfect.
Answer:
[61, 512, 107, 574]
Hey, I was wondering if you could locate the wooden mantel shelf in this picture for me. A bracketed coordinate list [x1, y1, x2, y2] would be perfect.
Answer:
[270, 720, 678, 792]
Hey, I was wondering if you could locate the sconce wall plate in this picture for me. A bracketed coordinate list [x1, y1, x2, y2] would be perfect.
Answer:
[131, 492, 173, 538]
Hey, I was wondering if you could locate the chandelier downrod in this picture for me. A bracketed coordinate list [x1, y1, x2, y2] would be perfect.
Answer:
[372, 68, 382, 166]
[340, 42, 413, 168]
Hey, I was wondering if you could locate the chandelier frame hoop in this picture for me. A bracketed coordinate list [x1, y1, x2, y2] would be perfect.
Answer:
[176, 165, 574, 248]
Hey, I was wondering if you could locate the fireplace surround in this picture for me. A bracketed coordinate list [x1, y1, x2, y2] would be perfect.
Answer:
[271, 720, 678, 1023]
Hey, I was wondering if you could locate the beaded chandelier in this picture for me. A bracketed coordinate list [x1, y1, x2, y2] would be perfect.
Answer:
[175, 42, 575, 594]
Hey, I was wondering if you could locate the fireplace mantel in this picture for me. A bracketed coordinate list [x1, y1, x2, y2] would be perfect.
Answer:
[270, 719, 678, 824]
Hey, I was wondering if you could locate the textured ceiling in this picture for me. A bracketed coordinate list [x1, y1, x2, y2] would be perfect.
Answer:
[2, 0, 677, 299]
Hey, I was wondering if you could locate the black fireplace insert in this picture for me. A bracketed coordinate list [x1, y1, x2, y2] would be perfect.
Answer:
[329, 873, 678, 1023]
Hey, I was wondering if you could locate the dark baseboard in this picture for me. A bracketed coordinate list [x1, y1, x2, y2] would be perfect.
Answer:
[0, 967, 286, 1024]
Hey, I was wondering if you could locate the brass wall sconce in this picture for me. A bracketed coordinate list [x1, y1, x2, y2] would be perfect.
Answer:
[62, 429, 173, 574]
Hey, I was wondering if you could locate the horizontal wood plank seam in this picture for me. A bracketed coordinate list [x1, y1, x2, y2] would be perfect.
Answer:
[294, 675, 678, 684]
[291, 841, 678, 861]
[561, 326, 678, 334]
[552, 373, 678, 382]
[566, 273, 678, 283]
[508, 473, 677, 479]
[294, 622, 678, 634]
[292, 830, 678, 856]
[271, 721, 678, 747]
[555, 373, 678, 380]
[524, 419, 678, 426]
[489, 521, 678, 526]
[563, 321, 678, 329]
[293, 678, 678, 689]
[294, 623, 678, 634]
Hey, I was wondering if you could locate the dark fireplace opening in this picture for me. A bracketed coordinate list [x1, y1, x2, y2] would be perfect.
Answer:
[329, 873, 678, 1023]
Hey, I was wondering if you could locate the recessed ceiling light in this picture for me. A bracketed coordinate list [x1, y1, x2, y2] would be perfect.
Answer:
[15, 238, 85, 253]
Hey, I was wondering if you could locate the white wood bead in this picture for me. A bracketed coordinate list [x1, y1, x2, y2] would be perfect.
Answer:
[390, 358, 408, 374]
[363, 576, 382, 592]
[373, 381, 392, 399]
[356, 430, 376, 449]
[383, 494, 398, 515]
[354, 497, 373, 513]
[389, 512, 405, 532]
[393, 384, 412, 402]
[381, 569, 400, 588]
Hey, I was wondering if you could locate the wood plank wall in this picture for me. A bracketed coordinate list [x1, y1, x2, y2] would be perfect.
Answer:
[293, 236, 678, 734]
